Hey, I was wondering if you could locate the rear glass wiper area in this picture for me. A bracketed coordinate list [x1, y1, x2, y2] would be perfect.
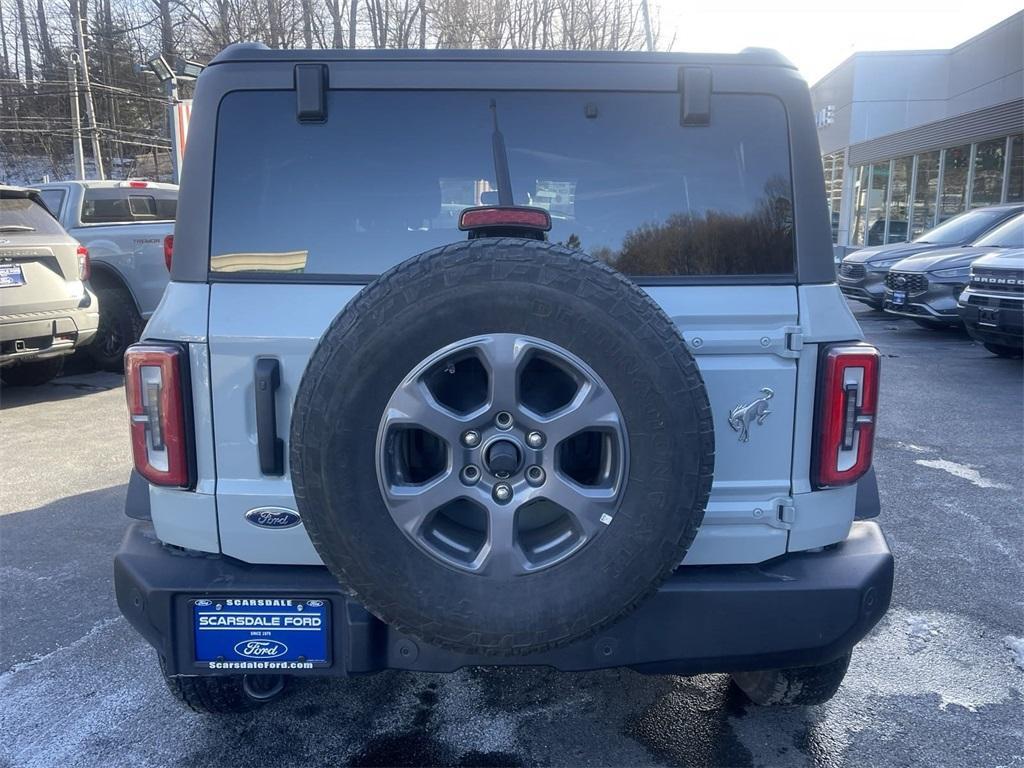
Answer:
[0, 225, 36, 232]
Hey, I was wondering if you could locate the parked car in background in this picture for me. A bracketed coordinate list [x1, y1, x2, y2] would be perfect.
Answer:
[0, 185, 99, 385]
[36, 180, 177, 370]
[957, 248, 1024, 358]
[882, 213, 1024, 328]
[866, 219, 908, 246]
[838, 204, 1024, 308]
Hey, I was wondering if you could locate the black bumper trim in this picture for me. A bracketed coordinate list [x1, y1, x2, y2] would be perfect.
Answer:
[115, 521, 894, 677]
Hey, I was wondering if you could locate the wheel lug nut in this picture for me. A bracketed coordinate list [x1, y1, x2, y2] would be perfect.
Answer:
[461, 430, 480, 447]
[526, 431, 545, 449]
[495, 411, 514, 430]
[493, 482, 513, 503]
[461, 465, 480, 485]
[526, 465, 545, 486]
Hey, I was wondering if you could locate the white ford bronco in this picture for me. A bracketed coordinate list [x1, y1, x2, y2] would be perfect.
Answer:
[114, 45, 893, 714]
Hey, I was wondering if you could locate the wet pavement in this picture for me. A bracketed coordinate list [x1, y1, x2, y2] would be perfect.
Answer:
[2, 302, 1021, 767]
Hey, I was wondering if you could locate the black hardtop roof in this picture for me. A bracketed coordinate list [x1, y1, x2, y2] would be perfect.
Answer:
[209, 42, 795, 69]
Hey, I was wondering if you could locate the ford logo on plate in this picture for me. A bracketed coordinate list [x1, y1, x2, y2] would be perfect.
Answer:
[245, 507, 301, 529]
[234, 639, 288, 659]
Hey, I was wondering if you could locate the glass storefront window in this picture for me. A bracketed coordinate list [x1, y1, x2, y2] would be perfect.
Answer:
[886, 156, 912, 243]
[939, 144, 970, 221]
[821, 152, 845, 243]
[910, 151, 940, 239]
[970, 138, 1006, 208]
[864, 162, 890, 246]
[851, 165, 869, 246]
[1007, 134, 1023, 203]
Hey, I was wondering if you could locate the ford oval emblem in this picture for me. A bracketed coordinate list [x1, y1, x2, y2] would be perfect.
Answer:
[234, 639, 288, 659]
[245, 507, 301, 529]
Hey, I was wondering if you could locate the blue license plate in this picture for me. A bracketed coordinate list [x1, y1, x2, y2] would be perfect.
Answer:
[0, 264, 25, 287]
[891, 290, 906, 306]
[192, 597, 329, 669]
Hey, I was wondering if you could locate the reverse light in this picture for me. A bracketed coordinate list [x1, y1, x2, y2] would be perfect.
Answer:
[124, 344, 191, 487]
[77, 245, 90, 281]
[814, 344, 880, 488]
[163, 234, 174, 271]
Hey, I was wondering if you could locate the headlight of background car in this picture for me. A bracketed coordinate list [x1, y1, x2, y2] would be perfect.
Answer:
[932, 265, 971, 279]
[868, 259, 901, 271]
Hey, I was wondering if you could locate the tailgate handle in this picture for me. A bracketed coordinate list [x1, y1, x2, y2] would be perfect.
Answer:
[255, 358, 284, 475]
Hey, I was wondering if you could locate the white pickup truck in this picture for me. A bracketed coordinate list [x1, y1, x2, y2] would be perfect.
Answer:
[36, 180, 177, 370]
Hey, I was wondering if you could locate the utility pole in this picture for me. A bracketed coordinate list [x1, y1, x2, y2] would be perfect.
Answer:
[67, 55, 85, 180]
[74, 12, 105, 179]
[641, 0, 654, 52]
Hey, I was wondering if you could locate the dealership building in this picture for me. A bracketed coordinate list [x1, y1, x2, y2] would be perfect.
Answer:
[811, 11, 1023, 250]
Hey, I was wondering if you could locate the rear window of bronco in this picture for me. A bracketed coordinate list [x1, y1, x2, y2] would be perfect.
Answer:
[210, 90, 794, 279]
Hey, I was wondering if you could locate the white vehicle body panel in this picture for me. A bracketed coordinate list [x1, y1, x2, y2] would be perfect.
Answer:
[137, 281, 859, 566]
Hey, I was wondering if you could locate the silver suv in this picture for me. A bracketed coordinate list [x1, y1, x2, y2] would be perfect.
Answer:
[0, 185, 99, 386]
[114, 45, 893, 714]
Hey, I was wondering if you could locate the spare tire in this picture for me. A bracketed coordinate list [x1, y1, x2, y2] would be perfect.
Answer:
[290, 238, 714, 656]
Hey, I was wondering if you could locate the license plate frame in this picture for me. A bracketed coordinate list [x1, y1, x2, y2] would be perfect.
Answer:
[978, 307, 999, 327]
[0, 264, 25, 287]
[191, 597, 331, 670]
[891, 290, 906, 306]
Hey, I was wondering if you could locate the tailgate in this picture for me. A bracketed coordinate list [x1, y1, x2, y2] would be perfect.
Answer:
[206, 282, 799, 566]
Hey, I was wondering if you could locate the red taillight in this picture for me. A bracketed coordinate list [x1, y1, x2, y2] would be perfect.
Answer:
[814, 344, 880, 488]
[124, 344, 191, 487]
[77, 245, 90, 281]
[128, 180, 148, 188]
[458, 206, 552, 232]
[163, 235, 174, 272]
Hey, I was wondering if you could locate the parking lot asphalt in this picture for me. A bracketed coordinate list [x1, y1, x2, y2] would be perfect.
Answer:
[2, 302, 1022, 768]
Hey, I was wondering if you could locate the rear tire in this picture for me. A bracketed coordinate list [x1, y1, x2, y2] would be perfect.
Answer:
[983, 342, 1023, 359]
[730, 651, 852, 706]
[0, 357, 65, 387]
[88, 288, 143, 372]
[159, 656, 288, 714]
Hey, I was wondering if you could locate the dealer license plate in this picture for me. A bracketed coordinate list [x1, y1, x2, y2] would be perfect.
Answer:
[891, 290, 906, 306]
[0, 264, 25, 287]
[192, 597, 329, 669]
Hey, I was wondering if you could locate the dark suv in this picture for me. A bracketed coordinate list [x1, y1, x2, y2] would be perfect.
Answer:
[114, 45, 892, 715]
[838, 204, 1024, 308]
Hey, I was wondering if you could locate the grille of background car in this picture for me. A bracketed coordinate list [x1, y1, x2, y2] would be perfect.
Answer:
[886, 272, 928, 294]
[840, 263, 866, 278]
[970, 269, 1024, 294]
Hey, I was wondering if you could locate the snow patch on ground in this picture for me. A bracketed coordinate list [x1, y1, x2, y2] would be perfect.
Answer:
[914, 458, 1011, 489]
[896, 441, 934, 454]
[905, 614, 941, 642]
[1006, 637, 1024, 671]
[729, 608, 1023, 768]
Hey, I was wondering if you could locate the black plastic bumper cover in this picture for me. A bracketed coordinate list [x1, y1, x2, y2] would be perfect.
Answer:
[115, 521, 893, 677]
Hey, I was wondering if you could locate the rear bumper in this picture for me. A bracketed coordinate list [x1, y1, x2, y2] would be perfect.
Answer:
[0, 297, 99, 364]
[115, 520, 894, 677]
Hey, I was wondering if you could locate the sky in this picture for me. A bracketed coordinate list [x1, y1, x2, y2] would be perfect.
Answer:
[660, 0, 1023, 84]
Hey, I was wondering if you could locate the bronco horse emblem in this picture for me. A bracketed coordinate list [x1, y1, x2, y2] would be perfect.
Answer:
[728, 388, 774, 442]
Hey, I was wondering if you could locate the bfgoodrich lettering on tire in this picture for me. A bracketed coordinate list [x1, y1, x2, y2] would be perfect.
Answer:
[290, 238, 715, 656]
